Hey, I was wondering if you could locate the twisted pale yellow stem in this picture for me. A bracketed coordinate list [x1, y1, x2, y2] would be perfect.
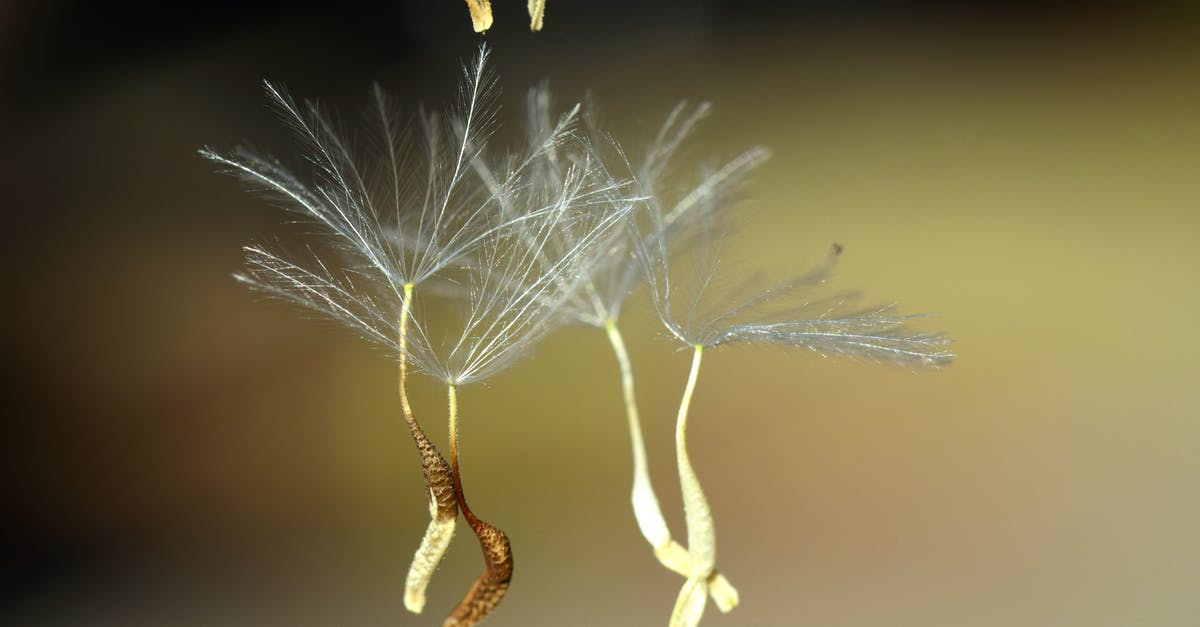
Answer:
[668, 345, 740, 626]
[676, 346, 713, 575]
[670, 576, 709, 627]
[399, 283, 415, 419]
[605, 320, 678, 563]
[606, 322, 738, 614]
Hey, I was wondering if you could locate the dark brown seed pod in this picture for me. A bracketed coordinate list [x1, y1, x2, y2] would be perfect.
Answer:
[412, 430, 458, 520]
[443, 384, 513, 627]
[399, 291, 457, 528]
[442, 519, 512, 627]
[403, 428, 459, 613]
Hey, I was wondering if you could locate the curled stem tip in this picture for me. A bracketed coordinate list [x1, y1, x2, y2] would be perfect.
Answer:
[405, 506, 457, 613]
[707, 573, 739, 613]
[403, 436, 458, 613]
[669, 576, 709, 627]
[442, 520, 512, 627]
[444, 385, 513, 627]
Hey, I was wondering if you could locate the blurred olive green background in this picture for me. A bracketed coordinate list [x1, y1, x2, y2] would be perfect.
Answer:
[3, 2, 1199, 626]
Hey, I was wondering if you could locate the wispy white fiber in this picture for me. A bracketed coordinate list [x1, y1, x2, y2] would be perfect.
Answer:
[204, 46, 633, 380]
[404, 163, 633, 385]
[631, 105, 953, 366]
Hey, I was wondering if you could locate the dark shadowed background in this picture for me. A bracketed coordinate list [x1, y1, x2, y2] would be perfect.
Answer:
[3, 2, 1199, 626]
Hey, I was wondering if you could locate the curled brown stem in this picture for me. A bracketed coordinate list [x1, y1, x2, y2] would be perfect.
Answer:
[442, 384, 513, 627]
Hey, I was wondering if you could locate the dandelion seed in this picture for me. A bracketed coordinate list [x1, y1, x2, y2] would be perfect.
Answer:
[400, 100, 634, 624]
[625, 101, 952, 627]
[205, 45, 597, 624]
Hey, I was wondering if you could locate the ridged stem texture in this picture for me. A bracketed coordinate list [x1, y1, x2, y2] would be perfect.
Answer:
[402, 283, 459, 614]
[443, 384, 513, 627]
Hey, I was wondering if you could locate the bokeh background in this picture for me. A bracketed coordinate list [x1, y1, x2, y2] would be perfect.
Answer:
[3, 2, 1199, 625]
